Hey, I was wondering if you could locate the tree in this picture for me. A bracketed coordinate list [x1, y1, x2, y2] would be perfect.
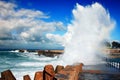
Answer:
[111, 41, 120, 49]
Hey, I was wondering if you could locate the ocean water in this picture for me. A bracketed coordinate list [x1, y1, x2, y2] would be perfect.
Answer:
[0, 51, 120, 80]
[0, 51, 63, 80]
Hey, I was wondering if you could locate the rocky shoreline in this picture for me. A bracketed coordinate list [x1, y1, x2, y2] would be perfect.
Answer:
[19, 50, 64, 57]
[0, 63, 120, 80]
[0, 63, 83, 80]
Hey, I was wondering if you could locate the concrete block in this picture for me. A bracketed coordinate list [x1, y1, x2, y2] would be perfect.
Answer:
[34, 71, 43, 80]
[1, 70, 16, 80]
[23, 75, 31, 80]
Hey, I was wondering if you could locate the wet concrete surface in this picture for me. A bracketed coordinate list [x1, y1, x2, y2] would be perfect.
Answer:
[79, 63, 120, 80]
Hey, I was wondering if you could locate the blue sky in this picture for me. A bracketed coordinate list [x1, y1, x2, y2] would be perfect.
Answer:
[0, 0, 120, 49]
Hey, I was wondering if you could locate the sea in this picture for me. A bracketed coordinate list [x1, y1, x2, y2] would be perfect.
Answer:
[0, 50, 62, 80]
[0, 51, 120, 80]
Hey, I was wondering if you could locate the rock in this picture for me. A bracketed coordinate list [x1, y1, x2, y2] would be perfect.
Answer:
[34, 71, 43, 80]
[37, 50, 63, 57]
[74, 63, 84, 73]
[23, 75, 31, 80]
[55, 63, 83, 80]
[19, 50, 25, 53]
[55, 65, 64, 73]
[72, 63, 84, 80]
[0, 78, 3, 80]
[43, 64, 55, 80]
[55, 65, 73, 80]
[1, 70, 16, 80]
[37, 50, 45, 56]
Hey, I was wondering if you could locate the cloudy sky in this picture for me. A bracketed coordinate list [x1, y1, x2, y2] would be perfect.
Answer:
[0, 0, 120, 49]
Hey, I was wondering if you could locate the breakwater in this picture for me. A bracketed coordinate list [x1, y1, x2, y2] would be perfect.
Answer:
[1, 63, 120, 80]
[18, 50, 64, 57]
[0, 63, 83, 80]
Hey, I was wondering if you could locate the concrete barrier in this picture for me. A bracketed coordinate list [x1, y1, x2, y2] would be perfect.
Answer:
[0, 63, 84, 80]
[34, 71, 43, 80]
[55, 65, 64, 73]
[23, 75, 31, 80]
[1, 70, 16, 80]
[43, 65, 55, 80]
[55, 63, 83, 80]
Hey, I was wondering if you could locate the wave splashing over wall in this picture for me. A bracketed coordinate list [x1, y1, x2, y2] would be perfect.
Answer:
[62, 3, 115, 65]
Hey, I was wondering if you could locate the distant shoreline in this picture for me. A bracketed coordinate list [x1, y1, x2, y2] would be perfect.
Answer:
[0, 49, 64, 51]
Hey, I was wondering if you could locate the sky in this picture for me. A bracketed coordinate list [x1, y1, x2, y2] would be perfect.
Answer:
[0, 0, 120, 49]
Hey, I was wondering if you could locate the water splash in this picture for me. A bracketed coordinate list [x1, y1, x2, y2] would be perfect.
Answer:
[62, 3, 115, 65]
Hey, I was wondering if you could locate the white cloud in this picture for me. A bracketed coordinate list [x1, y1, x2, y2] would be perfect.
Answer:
[20, 32, 30, 39]
[46, 33, 65, 46]
[0, 1, 115, 50]
[0, 1, 16, 18]
[0, 1, 65, 47]
[46, 24, 73, 46]
[14, 9, 47, 18]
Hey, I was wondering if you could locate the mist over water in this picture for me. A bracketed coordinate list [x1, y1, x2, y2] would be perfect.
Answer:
[61, 3, 115, 65]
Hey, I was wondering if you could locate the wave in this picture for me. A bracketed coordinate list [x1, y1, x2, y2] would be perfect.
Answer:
[10, 50, 19, 53]
[0, 51, 65, 80]
[16, 62, 50, 67]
